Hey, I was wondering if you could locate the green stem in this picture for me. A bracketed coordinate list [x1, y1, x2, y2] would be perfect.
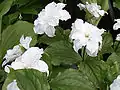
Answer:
[82, 47, 86, 61]
[115, 41, 120, 52]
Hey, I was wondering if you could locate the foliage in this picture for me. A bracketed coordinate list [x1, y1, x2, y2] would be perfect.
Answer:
[0, 0, 120, 90]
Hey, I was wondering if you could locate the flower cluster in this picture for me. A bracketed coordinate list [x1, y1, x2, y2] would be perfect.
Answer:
[3, 35, 49, 76]
[69, 19, 104, 57]
[34, 2, 71, 37]
[77, 2, 106, 18]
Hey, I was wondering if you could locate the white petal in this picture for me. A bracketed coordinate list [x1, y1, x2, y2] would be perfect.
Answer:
[115, 19, 120, 23]
[77, 3, 85, 10]
[33, 20, 45, 34]
[74, 19, 84, 30]
[86, 41, 99, 57]
[113, 22, 120, 30]
[21, 47, 44, 65]
[11, 61, 24, 70]
[31, 60, 49, 76]
[47, 17, 59, 26]
[7, 80, 20, 90]
[2, 45, 22, 67]
[98, 10, 105, 16]
[116, 34, 120, 41]
[57, 3, 66, 10]
[20, 35, 32, 49]
[45, 2, 60, 17]
[45, 25, 56, 37]
[85, 2, 105, 18]
[73, 39, 83, 53]
[59, 10, 71, 21]
[4, 65, 10, 73]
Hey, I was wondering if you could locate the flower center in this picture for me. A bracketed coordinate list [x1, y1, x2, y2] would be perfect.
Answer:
[85, 33, 89, 38]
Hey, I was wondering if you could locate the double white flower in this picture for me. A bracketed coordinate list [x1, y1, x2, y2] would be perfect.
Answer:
[110, 75, 120, 90]
[2, 35, 32, 67]
[77, 2, 106, 18]
[34, 2, 71, 37]
[5, 47, 49, 76]
[70, 19, 104, 57]
[3, 35, 49, 76]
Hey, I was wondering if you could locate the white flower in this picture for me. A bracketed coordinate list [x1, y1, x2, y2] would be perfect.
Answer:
[113, 19, 120, 30]
[20, 35, 32, 49]
[2, 45, 23, 67]
[77, 3, 85, 10]
[5, 47, 49, 76]
[34, 2, 71, 37]
[116, 34, 120, 41]
[77, 2, 106, 18]
[110, 75, 120, 90]
[70, 19, 104, 57]
[7, 80, 20, 90]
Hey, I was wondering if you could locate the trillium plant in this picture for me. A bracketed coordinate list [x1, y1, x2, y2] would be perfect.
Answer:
[1, 0, 120, 90]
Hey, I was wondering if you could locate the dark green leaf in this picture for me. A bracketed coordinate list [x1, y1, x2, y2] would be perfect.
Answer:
[50, 69, 96, 90]
[0, 0, 14, 17]
[2, 69, 50, 90]
[106, 52, 120, 82]
[45, 40, 82, 66]
[0, 0, 14, 40]
[20, 8, 38, 15]
[79, 55, 110, 89]
[113, 0, 120, 8]
[0, 70, 6, 83]
[100, 33, 114, 54]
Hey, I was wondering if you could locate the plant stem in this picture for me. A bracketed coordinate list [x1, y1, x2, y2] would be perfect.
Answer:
[115, 41, 120, 52]
[82, 47, 86, 61]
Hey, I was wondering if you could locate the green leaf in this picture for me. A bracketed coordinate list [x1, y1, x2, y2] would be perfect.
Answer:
[38, 27, 70, 45]
[20, 7, 38, 15]
[113, 0, 120, 8]
[14, 0, 32, 7]
[0, 21, 37, 63]
[0, 70, 6, 83]
[45, 40, 82, 66]
[97, 0, 109, 11]
[2, 69, 50, 90]
[79, 56, 109, 89]
[50, 66, 67, 79]
[0, 0, 14, 17]
[0, 0, 14, 40]
[3, 12, 19, 28]
[106, 53, 120, 82]
[114, 41, 120, 56]
[100, 33, 114, 54]
[0, 70, 6, 90]
[50, 69, 96, 90]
